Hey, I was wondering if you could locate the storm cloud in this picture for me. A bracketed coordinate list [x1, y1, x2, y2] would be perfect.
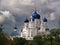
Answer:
[0, 0, 60, 34]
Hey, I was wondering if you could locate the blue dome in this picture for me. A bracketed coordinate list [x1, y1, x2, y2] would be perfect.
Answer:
[32, 11, 40, 19]
[43, 18, 47, 22]
[24, 18, 29, 23]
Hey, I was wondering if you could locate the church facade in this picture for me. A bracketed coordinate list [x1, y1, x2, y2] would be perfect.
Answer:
[21, 11, 50, 40]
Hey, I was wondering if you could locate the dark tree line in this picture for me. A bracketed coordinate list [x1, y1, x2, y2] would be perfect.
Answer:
[0, 28, 60, 45]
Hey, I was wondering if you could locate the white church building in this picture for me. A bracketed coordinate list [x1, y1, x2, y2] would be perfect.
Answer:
[20, 10, 50, 40]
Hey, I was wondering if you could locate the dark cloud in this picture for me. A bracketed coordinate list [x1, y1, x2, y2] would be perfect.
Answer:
[0, 0, 60, 34]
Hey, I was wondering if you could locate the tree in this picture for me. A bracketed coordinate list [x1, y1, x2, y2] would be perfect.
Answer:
[33, 35, 45, 45]
[50, 28, 60, 45]
[13, 37, 26, 45]
[50, 28, 60, 41]
[26, 40, 37, 45]
[0, 31, 9, 45]
[0, 27, 11, 45]
[50, 28, 60, 36]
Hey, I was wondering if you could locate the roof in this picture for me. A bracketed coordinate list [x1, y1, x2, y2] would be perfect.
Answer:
[32, 11, 40, 19]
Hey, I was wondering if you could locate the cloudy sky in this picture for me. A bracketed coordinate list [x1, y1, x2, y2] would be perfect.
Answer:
[0, 0, 60, 35]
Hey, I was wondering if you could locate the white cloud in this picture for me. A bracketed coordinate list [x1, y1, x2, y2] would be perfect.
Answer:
[0, 0, 60, 34]
[39, 0, 48, 4]
[20, 0, 34, 5]
[2, 11, 10, 17]
[0, 11, 16, 24]
[0, 15, 5, 23]
[50, 12, 56, 20]
[0, 11, 16, 35]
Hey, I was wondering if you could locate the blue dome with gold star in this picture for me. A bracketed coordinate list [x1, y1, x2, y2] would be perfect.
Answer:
[32, 11, 40, 19]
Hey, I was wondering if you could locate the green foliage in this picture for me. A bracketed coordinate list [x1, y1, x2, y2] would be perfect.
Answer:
[0, 28, 10, 45]
[0, 28, 60, 45]
[0, 27, 13, 45]
[50, 28, 60, 36]
[27, 40, 36, 45]
[33, 35, 45, 45]
[50, 28, 60, 44]
[13, 37, 26, 45]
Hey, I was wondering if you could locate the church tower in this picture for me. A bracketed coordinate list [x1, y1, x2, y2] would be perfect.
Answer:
[21, 10, 50, 40]
[21, 18, 29, 39]
[43, 18, 48, 31]
[43, 18, 50, 35]
[32, 10, 41, 29]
